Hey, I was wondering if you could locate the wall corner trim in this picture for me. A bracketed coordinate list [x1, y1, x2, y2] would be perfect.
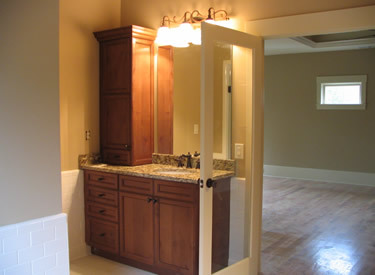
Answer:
[263, 165, 375, 187]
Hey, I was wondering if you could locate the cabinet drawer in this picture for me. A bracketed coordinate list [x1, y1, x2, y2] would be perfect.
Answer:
[86, 217, 119, 254]
[119, 175, 153, 195]
[86, 186, 118, 206]
[85, 170, 118, 190]
[103, 149, 130, 165]
[154, 180, 198, 202]
[86, 201, 118, 223]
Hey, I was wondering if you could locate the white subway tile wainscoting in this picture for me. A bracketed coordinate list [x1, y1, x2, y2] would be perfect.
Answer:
[0, 214, 69, 275]
[61, 170, 89, 261]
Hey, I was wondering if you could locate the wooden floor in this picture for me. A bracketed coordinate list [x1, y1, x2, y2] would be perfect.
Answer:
[261, 176, 375, 275]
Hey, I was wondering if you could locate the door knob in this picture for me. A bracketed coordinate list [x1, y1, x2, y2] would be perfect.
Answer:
[206, 178, 216, 188]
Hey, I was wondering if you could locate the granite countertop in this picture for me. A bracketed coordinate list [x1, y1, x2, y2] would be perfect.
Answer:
[80, 163, 234, 184]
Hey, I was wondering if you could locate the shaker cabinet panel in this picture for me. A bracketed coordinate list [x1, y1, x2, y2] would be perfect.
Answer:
[86, 217, 119, 254]
[131, 38, 154, 165]
[119, 192, 154, 266]
[101, 39, 131, 94]
[100, 94, 131, 155]
[155, 198, 198, 275]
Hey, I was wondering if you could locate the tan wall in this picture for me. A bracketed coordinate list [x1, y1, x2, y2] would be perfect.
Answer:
[173, 45, 231, 157]
[0, 0, 62, 226]
[173, 46, 201, 155]
[264, 48, 375, 173]
[120, 0, 375, 29]
[60, 0, 121, 171]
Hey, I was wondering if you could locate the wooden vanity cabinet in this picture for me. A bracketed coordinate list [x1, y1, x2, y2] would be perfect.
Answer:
[119, 176, 199, 275]
[84, 170, 228, 275]
[94, 26, 156, 166]
[84, 171, 119, 255]
[84, 170, 199, 275]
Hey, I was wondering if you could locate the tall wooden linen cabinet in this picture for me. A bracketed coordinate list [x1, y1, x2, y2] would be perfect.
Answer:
[94, 25, 157, 166]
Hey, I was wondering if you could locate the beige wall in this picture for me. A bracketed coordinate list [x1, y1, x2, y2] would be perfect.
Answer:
[173, 45, 231, 157]
[0, 0, 62, 226]
[120, 0, 375, 29]
[173, 46, 201, 155]
[264, 48, 375, 173]
[60, 0, 121, 171]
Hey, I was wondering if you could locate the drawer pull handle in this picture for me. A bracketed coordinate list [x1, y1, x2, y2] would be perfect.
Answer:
[153, 199, 158, 204]
[99, 233, 106, 237]
[99, 210, 106, 214]
[98, 193, 106, 198]
[98, 177, 105, 181]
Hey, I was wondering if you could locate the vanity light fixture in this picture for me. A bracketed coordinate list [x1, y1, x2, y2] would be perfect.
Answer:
[155, 7, 229, 47]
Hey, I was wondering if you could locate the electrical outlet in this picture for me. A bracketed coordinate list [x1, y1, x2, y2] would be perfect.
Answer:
[235, 143, 244, 159]
[194, 124, 199, 135]
[85, 130, 91, 141]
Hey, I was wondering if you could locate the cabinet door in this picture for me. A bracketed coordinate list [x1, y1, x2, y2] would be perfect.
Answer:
[86, 217, 119, 254]
[119, 192, 154, 265]
[155, 198, 198, 275]
[101, 94, 131, 164]
[100, 38, 131, 94]
[131, 38, 154, 165]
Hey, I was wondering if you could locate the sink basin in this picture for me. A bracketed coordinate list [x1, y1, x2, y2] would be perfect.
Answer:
[154, 168, 195, 175]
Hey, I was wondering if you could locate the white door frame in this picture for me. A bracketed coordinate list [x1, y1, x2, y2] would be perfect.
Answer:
[199, 22, 264, 275]
[242, 4, 375, 274]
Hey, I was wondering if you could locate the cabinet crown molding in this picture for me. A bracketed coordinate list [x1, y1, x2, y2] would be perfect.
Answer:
[94, 25, 157, 42]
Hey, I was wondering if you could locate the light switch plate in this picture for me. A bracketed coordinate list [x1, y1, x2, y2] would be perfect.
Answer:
[194, 124, 199, 135]
[235, 143, 244, 159]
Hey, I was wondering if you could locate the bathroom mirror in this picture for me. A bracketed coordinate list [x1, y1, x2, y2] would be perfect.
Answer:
[156, 43, 233, 159]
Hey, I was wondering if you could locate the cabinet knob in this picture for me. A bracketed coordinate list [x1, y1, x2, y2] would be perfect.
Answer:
[153, 198, 158, 204]
[124, 144, 131, 150]
[98, 177, 105, 181]
[99, 209, 106, 214]
[98, 193, 106, 198]
[99, 233, 106, 237]
[147, 198, 153, 203]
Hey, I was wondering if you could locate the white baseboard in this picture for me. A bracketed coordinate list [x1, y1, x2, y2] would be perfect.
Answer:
[264, 165, 375, 187]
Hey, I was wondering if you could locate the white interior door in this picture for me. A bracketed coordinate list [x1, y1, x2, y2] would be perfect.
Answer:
[199, 22, 264, 275]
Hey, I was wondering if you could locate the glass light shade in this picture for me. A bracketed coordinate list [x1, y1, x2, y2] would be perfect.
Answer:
[205, 18, 215, 24]
[170, 27, 189, 48]
[178, 22, 194, 42]
[155, 26, 171, 46]
[191, 28, 201, 45]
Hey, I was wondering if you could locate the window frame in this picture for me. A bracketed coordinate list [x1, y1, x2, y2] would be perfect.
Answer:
[316, 75, 367, 110]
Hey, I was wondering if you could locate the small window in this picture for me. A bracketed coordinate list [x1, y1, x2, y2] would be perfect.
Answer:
[316, 75, 367, 110]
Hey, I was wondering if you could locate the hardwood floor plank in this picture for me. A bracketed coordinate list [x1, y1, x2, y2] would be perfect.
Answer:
[261, 176, 375, 275]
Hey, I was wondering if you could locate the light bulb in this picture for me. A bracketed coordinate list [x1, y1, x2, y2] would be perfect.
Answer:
[191, 28, 201, 45]
[170, 27, 189, 48]
[178, 22, 194, 43]
[155, 26, 171, 46]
